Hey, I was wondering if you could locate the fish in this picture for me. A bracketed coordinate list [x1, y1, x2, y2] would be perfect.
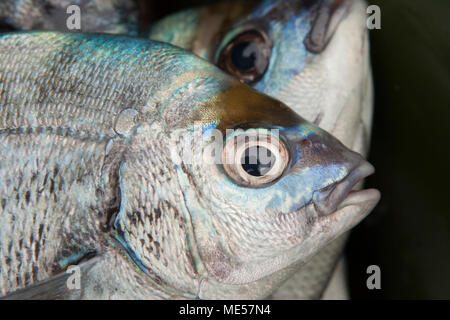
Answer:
[0, 31, 379, 299]
[0, 0, 139, 35]
[145, 0, 374, 298]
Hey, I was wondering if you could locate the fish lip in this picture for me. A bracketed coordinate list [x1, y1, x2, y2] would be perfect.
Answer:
[314, 160, 377, 217]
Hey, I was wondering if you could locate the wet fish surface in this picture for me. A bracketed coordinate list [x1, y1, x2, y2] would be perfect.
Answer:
[0, 0, 138, 35]
[0, 31, 379, 299]
[146, 0, 374, 299]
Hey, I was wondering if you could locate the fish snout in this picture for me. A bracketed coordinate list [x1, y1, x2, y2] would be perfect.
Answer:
[313, 159, 376, 217]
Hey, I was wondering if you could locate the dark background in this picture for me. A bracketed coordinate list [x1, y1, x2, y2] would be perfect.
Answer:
[347, 0, 450, 299]
[142, 0, 450, 299]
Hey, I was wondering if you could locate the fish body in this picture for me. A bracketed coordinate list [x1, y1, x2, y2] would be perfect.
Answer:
[146, 0, 374, 298]
[0, 31, 378, 299]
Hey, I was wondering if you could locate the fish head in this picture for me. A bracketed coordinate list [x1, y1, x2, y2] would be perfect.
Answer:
[147, 0, 373, 153]
[167, 81, 379, 295]
[111, 54, 378, 297]
[65, 32, 380, 298]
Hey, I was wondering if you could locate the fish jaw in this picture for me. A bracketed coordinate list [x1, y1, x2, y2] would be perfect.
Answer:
[313, 160, 377, 217]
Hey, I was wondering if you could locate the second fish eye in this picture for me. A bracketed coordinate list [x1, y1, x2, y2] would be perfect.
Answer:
[217, 29, 271, 83]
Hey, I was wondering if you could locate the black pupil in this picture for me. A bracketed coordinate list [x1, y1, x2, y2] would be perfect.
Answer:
[231, 41, 259, 71]
[241, 146, 275, 177]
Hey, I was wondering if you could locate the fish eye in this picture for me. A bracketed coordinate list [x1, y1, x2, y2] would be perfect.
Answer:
[217, 29, 271, 84]
[222, 131, 289, 187]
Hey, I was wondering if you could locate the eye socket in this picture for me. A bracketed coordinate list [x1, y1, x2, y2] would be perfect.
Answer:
[217, 29, 271, 84]
[222, 131, 289, 187]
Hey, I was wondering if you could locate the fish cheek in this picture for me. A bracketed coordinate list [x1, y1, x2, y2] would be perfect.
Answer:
[200, 244, 234, 281]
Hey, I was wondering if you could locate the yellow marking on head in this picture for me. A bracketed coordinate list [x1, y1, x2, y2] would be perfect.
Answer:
[188, 82, 305, 131]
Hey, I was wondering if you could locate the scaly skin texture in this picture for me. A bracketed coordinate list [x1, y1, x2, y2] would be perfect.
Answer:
[0, 31, 378, 299]
[0, 0, 138, 35]
[146, 0, 374, 299]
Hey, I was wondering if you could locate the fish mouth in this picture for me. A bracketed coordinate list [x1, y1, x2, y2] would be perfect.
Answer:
[314, 160, 379, 217]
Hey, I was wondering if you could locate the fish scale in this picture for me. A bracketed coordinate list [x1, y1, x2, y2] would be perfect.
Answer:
[115, 125, 200, 296]
[0, 0, 139, 35]
[0, 4, 378, 298]
[1, 33, 183, 135]
[0, 31, 236, 297]
[0, 130, 107, 295]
